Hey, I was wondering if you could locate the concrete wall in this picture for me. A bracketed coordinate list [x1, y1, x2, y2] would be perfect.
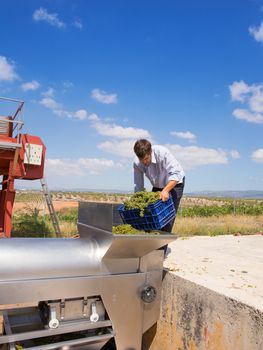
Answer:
[143, 271, 263, 350]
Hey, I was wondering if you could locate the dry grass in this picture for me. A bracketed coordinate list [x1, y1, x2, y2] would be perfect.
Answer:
[172, 214, 263, 236]
[58, 214, 263, 238]
[59, 221, 78, 238]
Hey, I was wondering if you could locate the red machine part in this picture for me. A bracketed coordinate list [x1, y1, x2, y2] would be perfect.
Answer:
[0, 134, 46, 238]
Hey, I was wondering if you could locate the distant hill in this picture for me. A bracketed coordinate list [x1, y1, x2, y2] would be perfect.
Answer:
[186, 190, 263, 199]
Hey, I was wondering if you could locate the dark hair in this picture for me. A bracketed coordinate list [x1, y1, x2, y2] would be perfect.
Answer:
[134, 139, 152, 158]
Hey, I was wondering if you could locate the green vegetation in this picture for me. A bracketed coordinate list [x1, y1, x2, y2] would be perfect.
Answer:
[12, 208, 79, 238]
[57, 207, 78, 222]
[112, 224, 160, 235]
[15, 191, 43, 202]
[12, 191, 263, 238]
[124, 191, 160, 216]
[12, 209, 53, 238]
[15, 190, 129, 203]
[179, 201, 263, 217]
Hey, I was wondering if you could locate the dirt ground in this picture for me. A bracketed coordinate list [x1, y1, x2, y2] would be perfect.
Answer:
[13, 200, 79, 212]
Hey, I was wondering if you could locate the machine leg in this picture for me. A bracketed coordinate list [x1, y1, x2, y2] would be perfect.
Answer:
[0, 176, 15, 238]
[102, 275, 146, 350]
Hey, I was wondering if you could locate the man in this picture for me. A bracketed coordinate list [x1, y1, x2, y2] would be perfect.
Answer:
[133, 139, 185, 233]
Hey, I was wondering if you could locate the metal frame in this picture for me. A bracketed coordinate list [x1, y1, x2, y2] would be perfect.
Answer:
[0, 96, 24, 142]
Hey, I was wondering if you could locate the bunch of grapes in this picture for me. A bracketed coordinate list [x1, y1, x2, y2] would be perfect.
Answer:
[124, 191, 160, 216]
[112, 224, 159, 235]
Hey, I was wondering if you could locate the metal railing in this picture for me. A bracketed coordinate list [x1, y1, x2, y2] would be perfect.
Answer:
[0, 97, 25, 147]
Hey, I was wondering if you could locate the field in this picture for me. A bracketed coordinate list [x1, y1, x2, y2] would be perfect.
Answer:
[11, 191, 263, 237]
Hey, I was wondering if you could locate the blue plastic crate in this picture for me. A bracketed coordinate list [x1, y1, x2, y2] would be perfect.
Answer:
[118, 195, 176, 230]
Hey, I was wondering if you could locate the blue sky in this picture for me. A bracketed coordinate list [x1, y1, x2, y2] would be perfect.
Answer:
[0, 0, 263, 192]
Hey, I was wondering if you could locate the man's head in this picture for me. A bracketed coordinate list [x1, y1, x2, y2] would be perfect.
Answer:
[134, 139, 152, 167]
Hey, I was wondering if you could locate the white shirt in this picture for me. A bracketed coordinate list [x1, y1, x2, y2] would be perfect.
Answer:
[133, 145, 185, 192]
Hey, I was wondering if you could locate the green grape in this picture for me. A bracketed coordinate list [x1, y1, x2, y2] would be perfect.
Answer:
[124, 191, 160, 216]
[112, 224, 140, 234]
[112, 224, 159, 235]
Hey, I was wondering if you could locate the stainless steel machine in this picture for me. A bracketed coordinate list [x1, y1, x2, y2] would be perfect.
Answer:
[0, 202, 177, 350]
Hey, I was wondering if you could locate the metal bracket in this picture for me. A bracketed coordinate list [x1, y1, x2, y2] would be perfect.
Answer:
[49, 306, 59, 329]
[82, 297, 88, 317]
[60, 299, 65, 320]
[90, 302, 99, 323]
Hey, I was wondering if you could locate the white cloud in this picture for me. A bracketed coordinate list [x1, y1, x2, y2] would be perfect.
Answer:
[230, 81, 263, 124]
[46, 157, 119, 176]
[42, 88, 55, 98]
[170, 130, 196, 141]
[91, 88, 118, 104]
[40, 97, 62, 110]
[33, 8, 66, 29]
[88, 113, 99, 122]
[0, 56, 18, 82]
[73, 19, 83, 29]
[232, 109, 263, 124]
[98, 140, 135, 158]
[229, 80, 250, 102]
[165, 144, 229, 170]
[97, 141, 236, 170]
[94, 122, 150, 139]
[229, 150, 241, 159]
[249, 22, 263, 42]
[21, 80, 40, 91]
[39, 94, 88, 120]
[74, 109, 88, 120]
[89, 114, 151, 139]
[88, 113, 230, 172]
[251, 148, 263, 163]
[53, 109, 88, 120]
[249, 92, 263, 112]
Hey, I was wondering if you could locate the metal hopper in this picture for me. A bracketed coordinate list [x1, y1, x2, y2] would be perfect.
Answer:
[0, 201, 177, 350]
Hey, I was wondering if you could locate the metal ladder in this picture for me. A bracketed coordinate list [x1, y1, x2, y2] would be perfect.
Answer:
[40, 177, 61, 237]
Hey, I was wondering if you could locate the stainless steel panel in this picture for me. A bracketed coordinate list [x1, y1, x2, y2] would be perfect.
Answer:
[78, 202, 122, 232]
[77, 222, 113, 249]
[24, 333, 114, 350]
[142, 270, 163, 333]
[0, 276, 103, 305]
[139, 251, 164, 273]
[104, 234, 177, 259]
[101, 258, 139, 274]
[101, 273, 146, 350]
[0, 274, 146, 306]
[77, 222, 177, 259]
[0, 238, 104, 281]
[14, 332, 114, 350]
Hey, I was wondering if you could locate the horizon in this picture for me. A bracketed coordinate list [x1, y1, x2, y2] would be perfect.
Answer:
[15, 185, 263, 195]
[1, 1, 263, 192]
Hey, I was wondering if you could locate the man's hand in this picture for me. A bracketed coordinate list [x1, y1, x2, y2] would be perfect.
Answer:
[160, 189, 169, 202]
[160, 180, 177, 202]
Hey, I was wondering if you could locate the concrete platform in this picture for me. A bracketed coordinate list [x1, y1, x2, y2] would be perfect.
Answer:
[165, 234, 263, 311]
[143, 235, 263, 350]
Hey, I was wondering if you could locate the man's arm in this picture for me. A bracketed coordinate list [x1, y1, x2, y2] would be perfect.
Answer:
[160, 148, 184, 201]
[133, 163, 144, 192]
[160, 180, 177, 201]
